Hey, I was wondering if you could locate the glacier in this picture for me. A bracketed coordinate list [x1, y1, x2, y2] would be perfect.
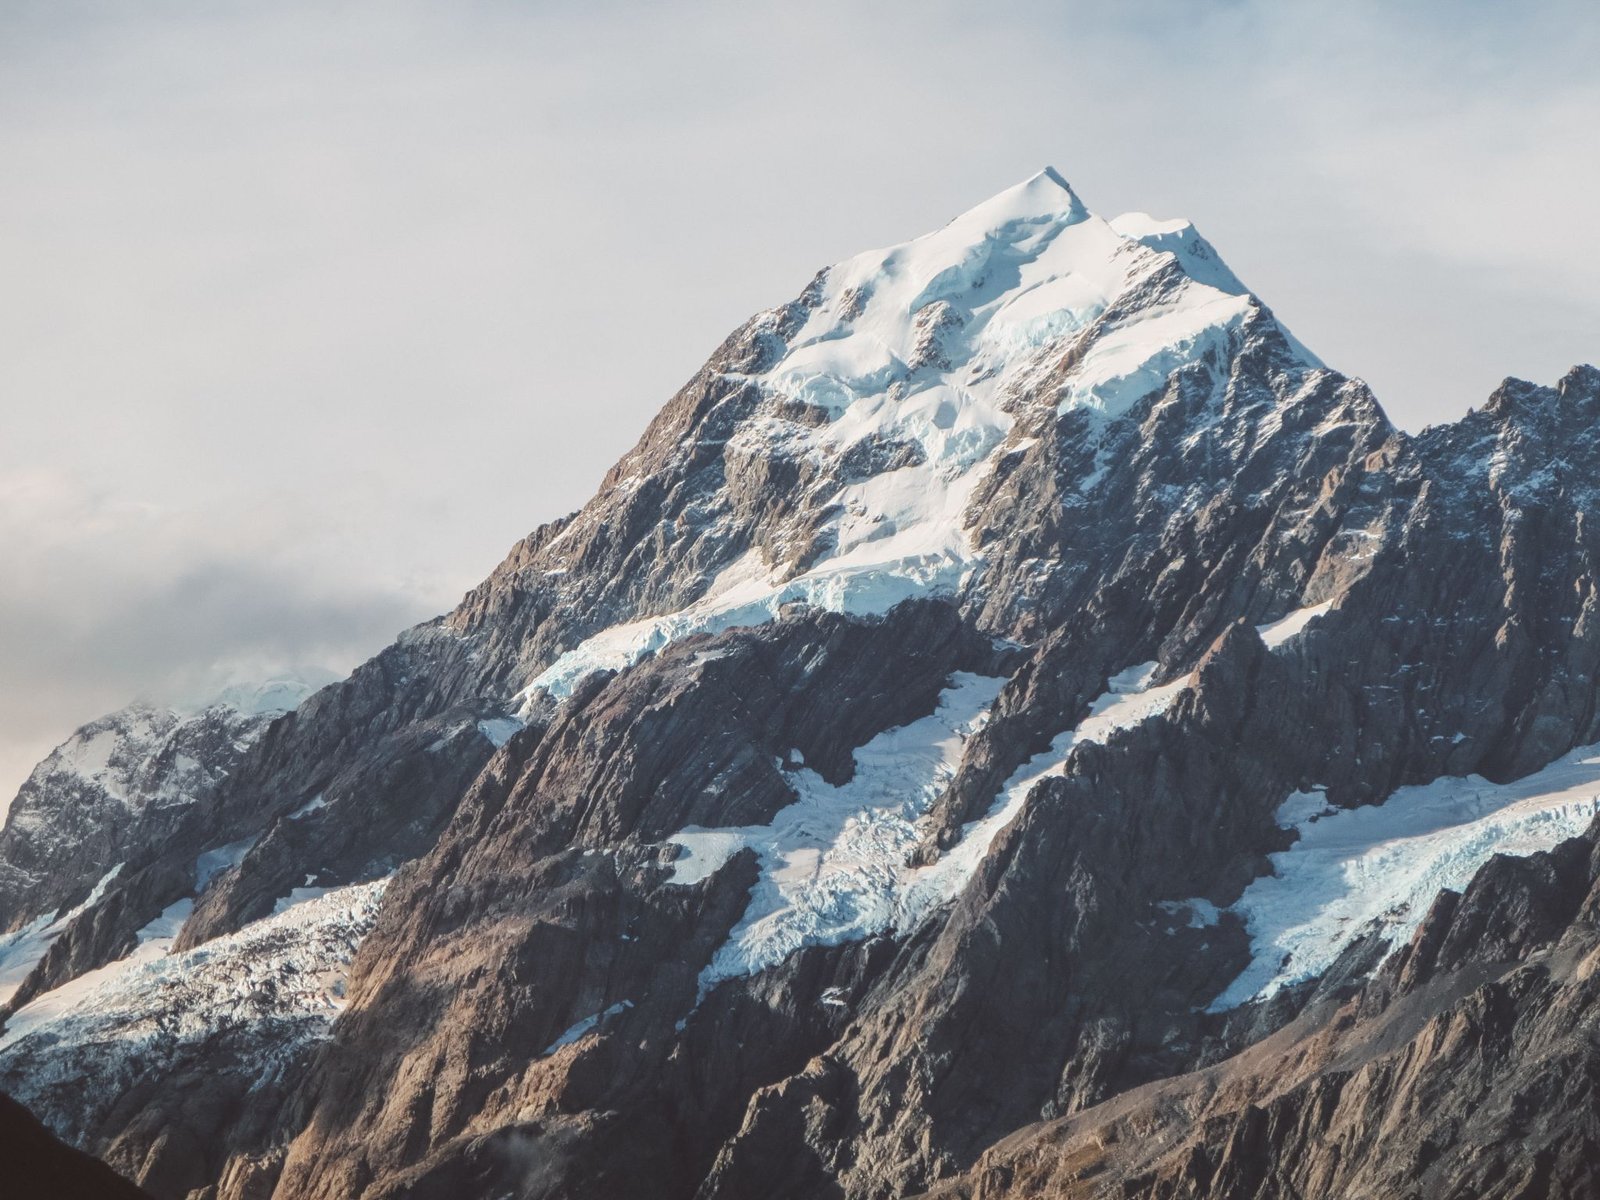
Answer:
[669, 647, 1237, 994]
[1211, 746, 1600, 1009]
[0, 877, 388, 1106]
[0, 864, 123, 1006]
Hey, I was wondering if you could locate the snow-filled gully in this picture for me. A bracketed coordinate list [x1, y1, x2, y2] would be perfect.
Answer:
[1208, 747, 1600, 1010]
[663, 634, 1229, 994]
[660, 592, 1593, 1012]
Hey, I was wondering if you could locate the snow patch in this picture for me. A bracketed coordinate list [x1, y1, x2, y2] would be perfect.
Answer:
[287, 793, 328, 820]
[1257, 600, 1335, 650]
[517, 549, 970, 706]
[0, 864, 122, 1006]
[1075, 662, 1192, 744]
[136, 897, 194, 943]
[195, 836, 255, 890]
[543, 1000, 633, 1053]
[1054, 292, 1254, 419]
[1211, 750, 1600, 1009]
[665, 829, 750, 886]
[1158, 898, 1221, 929]
[476, 716, 524, 748]
[58, 728, 121, 782]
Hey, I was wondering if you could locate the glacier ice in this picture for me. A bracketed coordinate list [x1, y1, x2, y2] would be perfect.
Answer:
[0, 863, 123, 1006]
[0, 878, 388, 1058]
[669, 656, 1200, 994]
[1210, 747, 1600, 1009]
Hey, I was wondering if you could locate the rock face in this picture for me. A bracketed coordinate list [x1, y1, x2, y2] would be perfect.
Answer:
[1, 1089, 152, 1199]
[919, 817, 1600, 1200]
[0, 170, 1597, 1200]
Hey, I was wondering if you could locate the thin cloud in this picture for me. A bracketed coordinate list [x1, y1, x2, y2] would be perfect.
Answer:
[0, 470, 433, 806]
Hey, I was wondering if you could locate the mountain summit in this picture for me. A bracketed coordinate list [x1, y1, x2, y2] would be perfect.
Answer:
[2, 174, 1599, 1200]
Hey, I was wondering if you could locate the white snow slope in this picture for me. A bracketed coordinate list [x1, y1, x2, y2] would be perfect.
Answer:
[1210, 745, 1600, 1009]
[0, 878, 388, 1140]
[0, 864, 122, 1006]
[519, 169, 1314, 708]
[668, 648, 1223, 994]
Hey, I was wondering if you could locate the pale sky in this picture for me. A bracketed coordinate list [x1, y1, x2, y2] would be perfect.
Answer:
[1, 0, 1596, 802]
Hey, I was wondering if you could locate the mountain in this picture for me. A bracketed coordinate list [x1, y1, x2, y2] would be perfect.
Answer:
[2, 169, 1598, 1199]
[0, 672, 334, 1008]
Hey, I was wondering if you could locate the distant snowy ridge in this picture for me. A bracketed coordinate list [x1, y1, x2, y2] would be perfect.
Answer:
[0, 665, 341, 928]
[7, 668, 331, 823]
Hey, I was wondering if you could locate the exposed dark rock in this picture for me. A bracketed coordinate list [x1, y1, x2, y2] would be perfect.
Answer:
[918, 818, 1600, 1200]
[0, 1090, 152, 1200]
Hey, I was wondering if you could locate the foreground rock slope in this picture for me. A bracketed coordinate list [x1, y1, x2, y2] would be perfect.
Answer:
[1, 1089, 152, 1199]
[2, 170, 1598, 1199]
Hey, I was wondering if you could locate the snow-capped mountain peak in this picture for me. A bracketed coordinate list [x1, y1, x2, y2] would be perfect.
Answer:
[512, 171, 1329, 705]
[921, 164, 1089, 242]
[5, 163, 1600, 1200]
[769, 167, 1296, 430]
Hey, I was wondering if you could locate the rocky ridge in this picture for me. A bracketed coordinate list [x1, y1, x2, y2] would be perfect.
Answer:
[0, 171, 1596, 1199]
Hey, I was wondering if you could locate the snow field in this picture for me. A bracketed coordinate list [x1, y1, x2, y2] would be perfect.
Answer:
[668, 653, 1205, 993]
[1210, 746, 1600, 1009]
